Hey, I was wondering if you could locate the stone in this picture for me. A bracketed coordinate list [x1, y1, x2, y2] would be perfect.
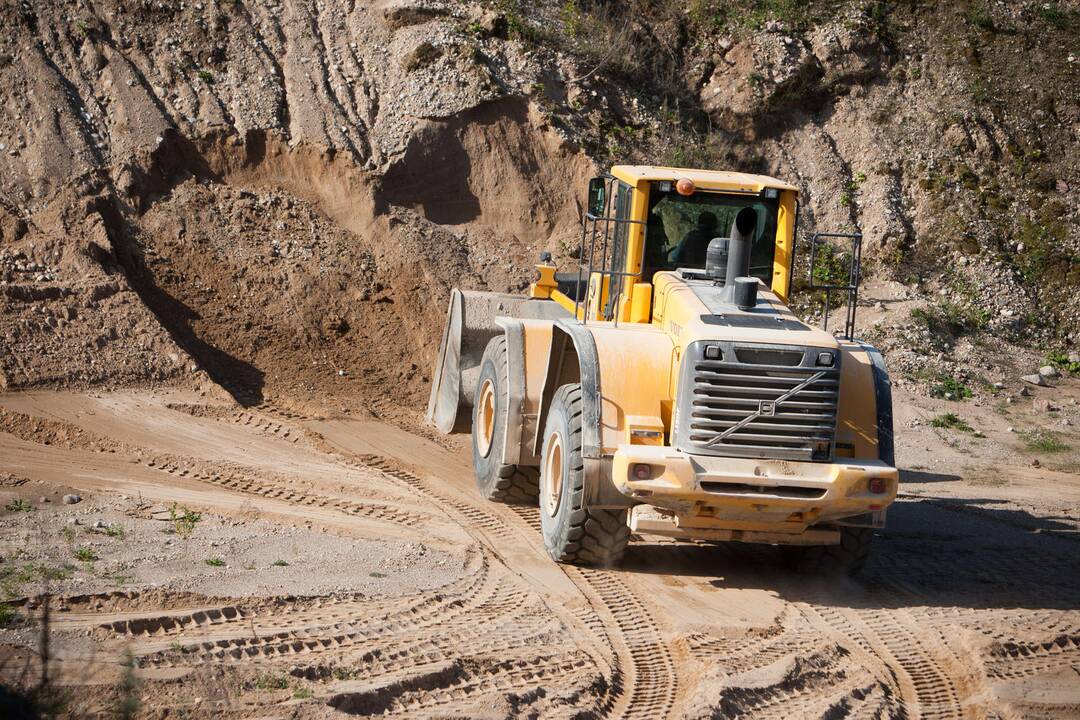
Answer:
[63, 494, 82, 505]
[1020, 374, 1046, 387]
[1033, 398, 1059, 413]
[1038, 365, 1060, 379]
[993, 382, 1004, 390]
[1069, 352, 1080, 364]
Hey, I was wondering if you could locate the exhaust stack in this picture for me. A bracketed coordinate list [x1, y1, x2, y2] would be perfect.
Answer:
[722, 207, 758, 308]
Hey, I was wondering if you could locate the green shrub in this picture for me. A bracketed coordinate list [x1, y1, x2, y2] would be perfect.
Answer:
[1046, 351, 1080, 375]
[930, 376, 973, 400]
[170, 505, 201, 538]
[930, 413, 974, 432]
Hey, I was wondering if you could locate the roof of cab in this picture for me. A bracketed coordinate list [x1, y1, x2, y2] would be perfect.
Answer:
[609, 165, 799, 194]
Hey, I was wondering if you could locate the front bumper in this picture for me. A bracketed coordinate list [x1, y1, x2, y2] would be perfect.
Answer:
[612, 444, 898, 541]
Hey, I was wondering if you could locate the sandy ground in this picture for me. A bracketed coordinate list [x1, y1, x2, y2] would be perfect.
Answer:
[0, 385, 1078, 719]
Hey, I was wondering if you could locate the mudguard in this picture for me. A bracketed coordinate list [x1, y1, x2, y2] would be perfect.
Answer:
[863, 344, 895, 466]
[535, 321, 630, 508]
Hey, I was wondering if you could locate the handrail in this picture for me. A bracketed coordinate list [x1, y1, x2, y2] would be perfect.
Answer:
[807, 231, 862, 341]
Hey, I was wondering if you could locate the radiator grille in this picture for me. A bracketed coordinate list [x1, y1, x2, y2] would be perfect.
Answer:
[676, 342, 840, 462]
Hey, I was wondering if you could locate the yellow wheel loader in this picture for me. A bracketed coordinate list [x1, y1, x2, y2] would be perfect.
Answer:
[428, 166, 898, 574]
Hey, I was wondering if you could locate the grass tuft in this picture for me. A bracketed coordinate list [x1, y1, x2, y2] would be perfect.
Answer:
[1020, 430, 1069, 453]
[930, 413, 974, 432]
[930, 376, 973, 401]
[170, 504, 201, 539]
[205, 557, 225, 567]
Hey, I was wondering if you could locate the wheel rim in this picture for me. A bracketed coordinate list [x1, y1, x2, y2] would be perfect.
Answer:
[543, 431, 563, 518]
[476, 378, 496, 458]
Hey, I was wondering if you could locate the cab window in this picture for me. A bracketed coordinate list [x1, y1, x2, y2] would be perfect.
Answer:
[641, 182, 779, 283]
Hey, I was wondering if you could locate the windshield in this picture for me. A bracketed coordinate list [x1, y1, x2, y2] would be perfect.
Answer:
[642, 183, 779, 283]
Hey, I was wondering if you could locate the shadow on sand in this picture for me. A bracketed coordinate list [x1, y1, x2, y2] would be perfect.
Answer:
[619, 476, 1079, 613]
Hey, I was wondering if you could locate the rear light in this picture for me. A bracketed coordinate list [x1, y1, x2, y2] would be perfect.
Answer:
[869, 477, 887, 494]
[816, 352, 834, 367]
[704, 345, 722, 360]
[632, 463, 651, 480]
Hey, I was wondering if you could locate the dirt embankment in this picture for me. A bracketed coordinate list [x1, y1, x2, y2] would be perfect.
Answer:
[2, 1, 1078, 420]
[0, 1, 594, 422]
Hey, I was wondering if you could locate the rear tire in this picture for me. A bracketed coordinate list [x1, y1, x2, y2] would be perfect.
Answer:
[539, 384, 629, 566]
[471, 336, 539, 504]
[783, 527, 875, 576]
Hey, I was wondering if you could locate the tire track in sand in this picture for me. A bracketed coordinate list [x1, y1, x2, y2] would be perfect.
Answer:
[339, 449, 680, 720]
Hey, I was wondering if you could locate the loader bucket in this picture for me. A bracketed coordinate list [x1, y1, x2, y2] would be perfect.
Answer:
[426, 289, 530, 433]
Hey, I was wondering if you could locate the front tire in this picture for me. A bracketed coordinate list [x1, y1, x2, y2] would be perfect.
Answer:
[539, 384, 629, 566]
[783, 527, 875, 576]
[471, 336, 539, 504]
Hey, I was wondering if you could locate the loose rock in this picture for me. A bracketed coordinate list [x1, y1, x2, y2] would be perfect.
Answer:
[63, 494, 82, 504]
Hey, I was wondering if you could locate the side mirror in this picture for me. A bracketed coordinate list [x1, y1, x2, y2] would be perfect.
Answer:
[587, 177, 606, 218]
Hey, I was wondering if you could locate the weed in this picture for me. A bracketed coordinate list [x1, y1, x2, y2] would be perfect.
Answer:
[810, 242, 851, 286]
[967, 2, 994, 31]
[171, 641, 184, 652]
[5, 499, 34, 512]
[688, 0, 825, 33]
[170, 504, 201, 539]
[254, 673, 290, 690]
[930, 376, 973, 401]
[910, 301, 986, 339]
[74, 547, 96, 562]
[332, 667, 356, 681]
[930, 413, 974, 433]
[3, 563, 77, 594]
[1046, 351, 1080, 375]
[90, 523, 124, 539]
[1039, 2, 1070, 28]
[112, 573, 133, 585]
[205, 557, 225, 567]
[369, 571, 387, 578]
[970, 76, 992, 104]
[271, 559, 289, 567]
[1020, 430, 1069, 453]
[197, 69, 214, 84]
[0, 603, 15, 626]
[60, 526, 75, 544]
[293, 687, 313, 700]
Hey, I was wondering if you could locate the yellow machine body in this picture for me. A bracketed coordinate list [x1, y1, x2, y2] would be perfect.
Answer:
[428, 165, 897, 547]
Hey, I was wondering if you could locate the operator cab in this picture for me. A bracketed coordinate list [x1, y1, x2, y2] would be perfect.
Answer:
[641, 180, 780, 285]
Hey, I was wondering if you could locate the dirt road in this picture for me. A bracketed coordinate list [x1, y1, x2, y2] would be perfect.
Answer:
[1, 389, 1079, 718]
